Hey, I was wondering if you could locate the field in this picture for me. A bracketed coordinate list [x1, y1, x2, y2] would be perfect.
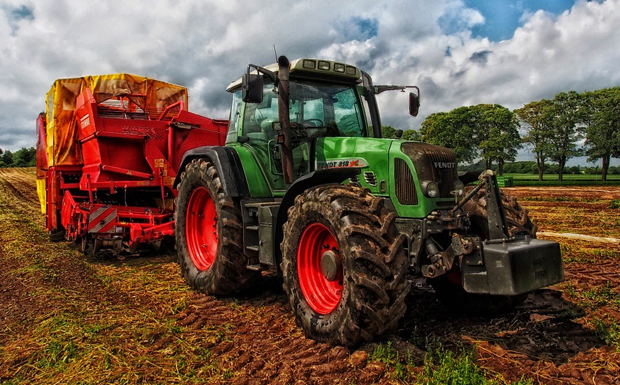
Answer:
[1, 168, 619, 384]
[506, 173, 620, 186]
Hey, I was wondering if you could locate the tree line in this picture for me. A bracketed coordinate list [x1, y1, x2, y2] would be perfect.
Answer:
[0, 147, 36, 168]
[388, 87, 620, 181]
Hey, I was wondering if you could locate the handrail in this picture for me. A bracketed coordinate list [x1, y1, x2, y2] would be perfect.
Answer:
[157, 101, 185, 121]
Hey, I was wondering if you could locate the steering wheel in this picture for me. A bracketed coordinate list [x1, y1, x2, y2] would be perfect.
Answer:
[301, 119, 324, 128]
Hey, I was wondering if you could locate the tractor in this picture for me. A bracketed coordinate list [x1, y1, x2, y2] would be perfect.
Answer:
[173, 56, 565, 347]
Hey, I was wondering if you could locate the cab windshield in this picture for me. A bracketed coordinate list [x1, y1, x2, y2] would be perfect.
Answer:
[241, 80, 367, 140]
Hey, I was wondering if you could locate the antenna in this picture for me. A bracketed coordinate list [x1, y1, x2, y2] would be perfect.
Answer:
[273, 45, 278, 61]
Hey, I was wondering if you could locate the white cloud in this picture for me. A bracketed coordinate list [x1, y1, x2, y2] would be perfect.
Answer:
[0, 0, 618, 153]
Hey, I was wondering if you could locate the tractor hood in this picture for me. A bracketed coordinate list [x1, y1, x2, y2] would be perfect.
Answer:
[314, 137, 459, 217]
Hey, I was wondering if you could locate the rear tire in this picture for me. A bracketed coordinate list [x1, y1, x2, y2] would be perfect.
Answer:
[429, 188, 534, 315]
[175, 158, 259, 295]
[281, 184, 410, 347]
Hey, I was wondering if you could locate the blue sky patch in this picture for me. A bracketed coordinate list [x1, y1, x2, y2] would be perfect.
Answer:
[339, 16, 379, 41]
[3, 4, 35, 33]
[463, 0, 576, 41]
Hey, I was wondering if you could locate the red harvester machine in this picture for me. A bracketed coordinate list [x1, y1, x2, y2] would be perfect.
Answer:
[36, 74, 226, 255]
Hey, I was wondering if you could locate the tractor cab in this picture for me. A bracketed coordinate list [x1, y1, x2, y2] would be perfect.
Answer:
[225, 57, 420, 195]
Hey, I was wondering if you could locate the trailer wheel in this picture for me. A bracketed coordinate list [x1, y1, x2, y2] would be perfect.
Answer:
[175, 158, 260, 295]
[429, 189, 534, 314]
[49, 227, 66, 242]
[281, 184, 410, 347]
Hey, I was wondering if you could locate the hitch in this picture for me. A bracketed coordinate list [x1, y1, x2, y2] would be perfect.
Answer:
[421, 234, 481, 279]
[452, 170, 509, 241]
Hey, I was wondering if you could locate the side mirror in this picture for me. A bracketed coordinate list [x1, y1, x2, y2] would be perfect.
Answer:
[242, 74, 264, 103]
[409, 91, 420, 117]
[395, 129, 403, 139]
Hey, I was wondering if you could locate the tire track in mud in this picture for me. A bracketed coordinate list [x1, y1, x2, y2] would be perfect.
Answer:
[173, 278, 375, 385]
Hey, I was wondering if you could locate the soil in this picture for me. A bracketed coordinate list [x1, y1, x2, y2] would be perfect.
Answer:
[1, 169, 619, 384]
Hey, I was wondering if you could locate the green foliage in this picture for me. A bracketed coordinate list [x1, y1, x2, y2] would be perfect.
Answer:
[592, 318, 620, 347]
[0, 147, 36, 168]
[420, 107, 478, 163]
[420, 105, 520, 173]
[473, 104, 521, 173]
[610, 200, 620, 209]
[549, 91, 584, 180]
[516, 87, 620, 182]
[382, 126, 422, 141]
[369, 342, 414, 382]
[417, 346, 532, 385]
[582, 87, 620, 181]
[1, 150, 14, 166]
[515, 99, 555, 181]
[369, 342, 532, 384]
[381, 125, 400, 139]
[402, 129, 422, 141]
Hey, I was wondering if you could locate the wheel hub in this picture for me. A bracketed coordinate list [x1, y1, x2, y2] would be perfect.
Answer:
[320, 249, 342, 281]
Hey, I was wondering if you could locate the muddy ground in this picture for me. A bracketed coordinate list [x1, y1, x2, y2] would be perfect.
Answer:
[1, 168, 619, 384]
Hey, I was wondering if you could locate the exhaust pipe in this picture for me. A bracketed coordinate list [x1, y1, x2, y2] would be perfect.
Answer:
[277, 56, 295, 185]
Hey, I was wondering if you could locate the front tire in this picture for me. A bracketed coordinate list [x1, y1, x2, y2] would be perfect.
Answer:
[281, 185, 410, 347]
[175, 158, 259, 295]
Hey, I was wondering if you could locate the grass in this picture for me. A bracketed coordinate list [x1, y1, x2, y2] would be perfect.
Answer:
[564, 282, 620, 311]
[369, 342, 533, 384]
[592, 318, 620, 347]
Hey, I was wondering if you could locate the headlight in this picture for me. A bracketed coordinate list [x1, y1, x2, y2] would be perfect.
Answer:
[453, 180, 464, 196]
[422, 181, 439, 198]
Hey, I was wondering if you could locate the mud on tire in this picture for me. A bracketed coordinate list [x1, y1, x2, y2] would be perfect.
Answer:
[175, 158, 259, 295]
[462, 186, 537, 237]
[429, 187, 535, 315]
[281, 184, 410, 347]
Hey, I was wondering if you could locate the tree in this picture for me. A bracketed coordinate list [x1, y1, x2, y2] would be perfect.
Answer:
[420, 108, 478, 164]
[1, 150, 14, 167]
[515, 99, 555, 181]
[401, 129, 422, 141]
[582, 87, 620, 181]
[381, 125, 399, 139]
[548, 91, 583, 181]
[13, 147, 36, 167]
[473, 104, 521, 175]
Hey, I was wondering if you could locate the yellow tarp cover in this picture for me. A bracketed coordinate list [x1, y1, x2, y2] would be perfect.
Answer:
[46, 74, 188, 166]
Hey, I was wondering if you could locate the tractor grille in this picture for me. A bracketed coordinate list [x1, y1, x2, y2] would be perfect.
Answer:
[394, 158, 417, 205]
[401, 142, 457, 198]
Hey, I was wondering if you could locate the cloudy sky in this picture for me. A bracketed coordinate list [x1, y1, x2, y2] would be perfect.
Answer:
[1, 0, 619, 164]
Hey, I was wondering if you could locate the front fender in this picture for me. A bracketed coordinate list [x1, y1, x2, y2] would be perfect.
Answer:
[273, 168, 361, 275]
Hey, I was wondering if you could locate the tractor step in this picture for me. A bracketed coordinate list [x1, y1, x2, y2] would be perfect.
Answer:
[246, 264, 265, 271]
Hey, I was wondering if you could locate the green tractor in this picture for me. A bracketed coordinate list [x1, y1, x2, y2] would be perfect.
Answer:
[174, 56, 564, 347]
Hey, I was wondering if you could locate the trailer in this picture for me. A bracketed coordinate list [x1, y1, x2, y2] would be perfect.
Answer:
[36, 74, 226, 255]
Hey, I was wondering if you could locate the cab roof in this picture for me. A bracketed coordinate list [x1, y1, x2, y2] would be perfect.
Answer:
[226, 58, 362, 92]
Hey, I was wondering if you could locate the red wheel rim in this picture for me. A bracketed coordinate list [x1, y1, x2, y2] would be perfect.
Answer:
[297, 223, 343, 315]
[186, 187, 218, 271]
